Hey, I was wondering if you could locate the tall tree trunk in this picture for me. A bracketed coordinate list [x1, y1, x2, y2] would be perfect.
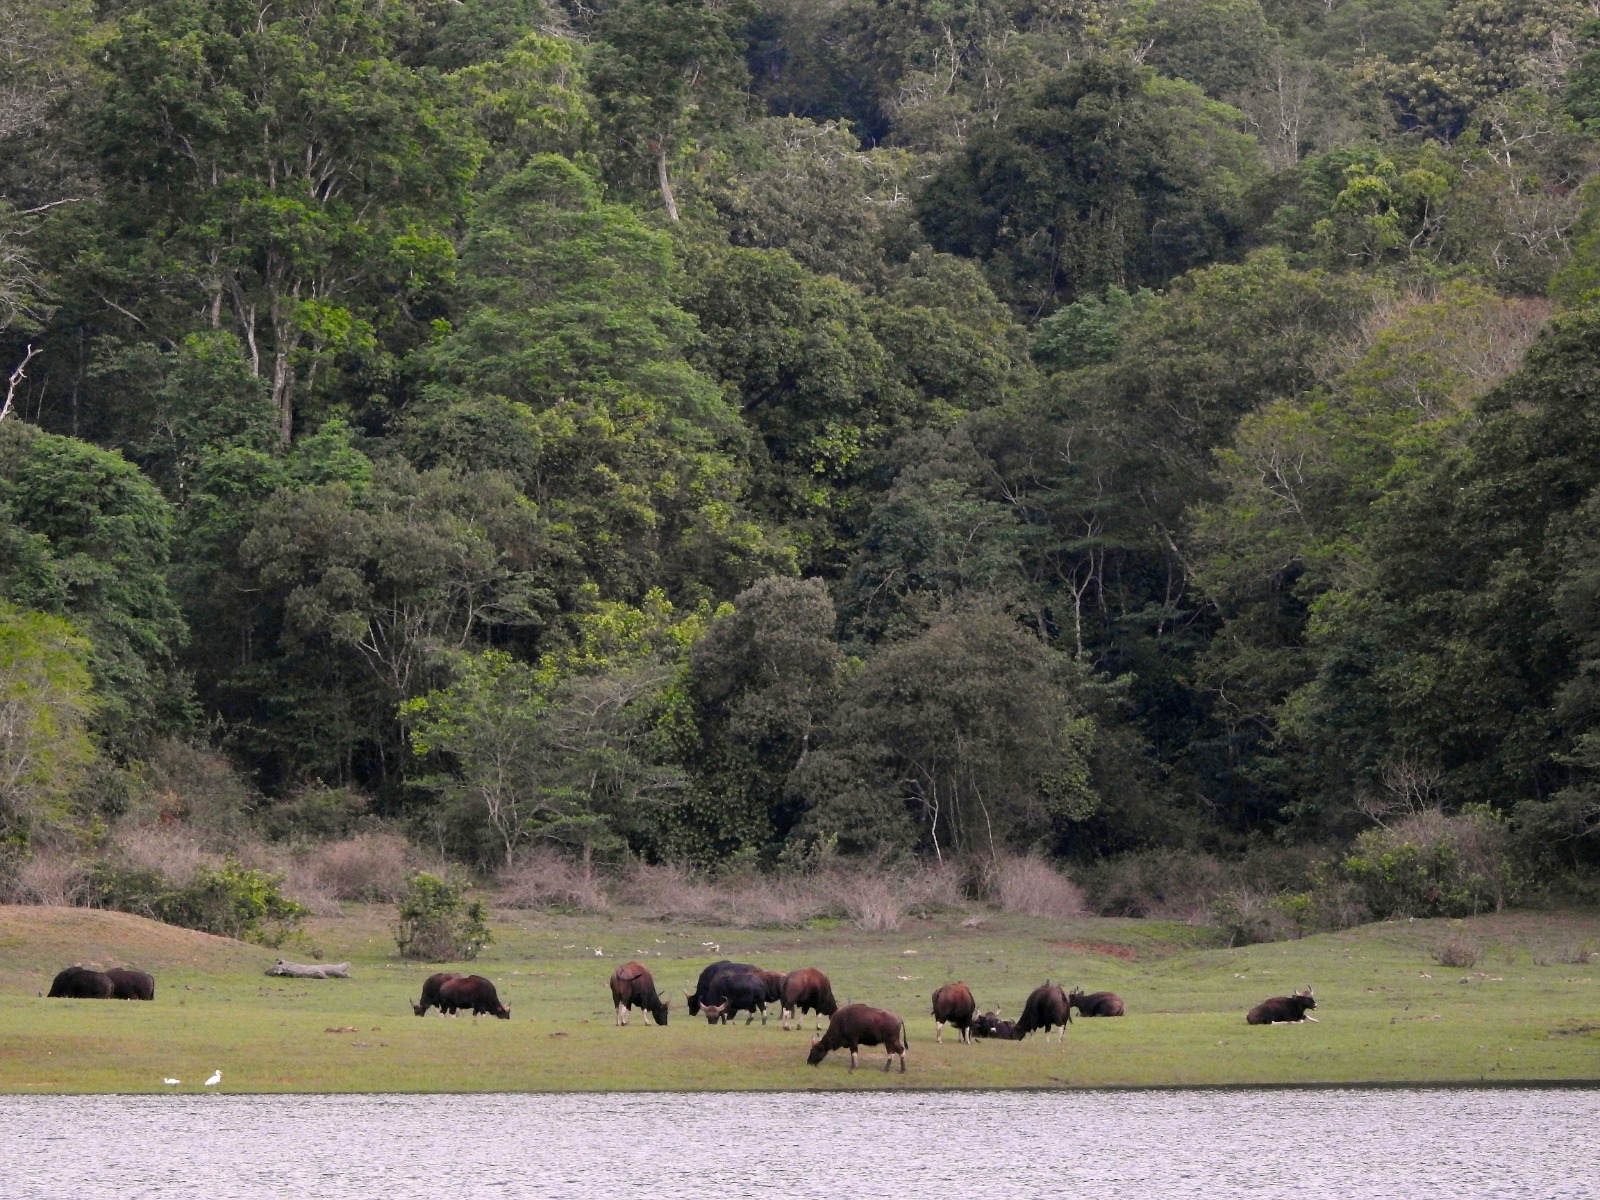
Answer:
[656, 145, 680, 223]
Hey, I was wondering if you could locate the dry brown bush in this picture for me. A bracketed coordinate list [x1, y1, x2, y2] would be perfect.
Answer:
[112, 823, 214, 885]
[613, 862, 726, 923]
[7, 847, 90, 905]
[275, 860, 346, 917]
[990, 854, 1088, 919]
[498, 849, 611, 914]
[299, 832, 419, 902]
[1432, 927, 1483, 969]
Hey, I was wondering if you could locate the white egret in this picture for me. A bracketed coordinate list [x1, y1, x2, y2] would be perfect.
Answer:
[203, 1069, 222, 1087]
[162, 1078, 180, 1086]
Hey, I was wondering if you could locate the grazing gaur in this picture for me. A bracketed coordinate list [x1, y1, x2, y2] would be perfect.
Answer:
[698, 968, 771, 1026]
[779, 967, 838, 1032]
[47, 966, 115, 999]
[931, 982, 977, 1044]
[971, 1010, 1017, 1040]
[609, 961, 669, 1026]
[1247, 987, 1317, 1025]
[686, 960, 756, 1017]
[1015, 982, 1073, 1042]
[807, 1004, 908, 1073]
[413, 971, 465, 1016]
[1068, 988, 1125, 1017]
[105, 967, 156, 1001]
[437, 974, 511, 1019]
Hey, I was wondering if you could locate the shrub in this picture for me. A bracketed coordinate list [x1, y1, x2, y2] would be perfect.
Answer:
[1209, 889, 1296, 946]
[6, 846, 89, 905]
[497, 848, 611, 913]
[302, 832, 418, 902]
[1342, 808, 1517, 919]
[989, 853, 1087, 918]
[85, 857, 307, 945]
[1432, 926, 1483, 969]
[394, 871, 493, 961]
[167, 861, 309, 944]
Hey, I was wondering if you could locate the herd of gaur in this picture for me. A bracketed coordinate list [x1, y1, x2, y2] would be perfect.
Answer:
[46, 958, 1318, 1074]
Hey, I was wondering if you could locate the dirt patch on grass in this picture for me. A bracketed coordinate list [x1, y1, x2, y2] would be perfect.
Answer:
[1050, 939, 1140, 960]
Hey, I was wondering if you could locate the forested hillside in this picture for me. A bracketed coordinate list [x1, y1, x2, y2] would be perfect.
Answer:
[4, 0, 1600, 923]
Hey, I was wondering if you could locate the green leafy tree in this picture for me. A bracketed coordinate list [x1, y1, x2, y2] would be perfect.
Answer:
[824, 610, 1097, 860]
[0, 601, 96, 848]
[917, 58, 1265, 313]
[670, 576, 845, 861]
[0, 421, 187, 747]
[587, 0, 756, 219]
[94, 0, 480, 443]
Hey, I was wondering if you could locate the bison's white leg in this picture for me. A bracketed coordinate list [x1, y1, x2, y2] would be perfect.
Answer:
[616, 1002, 628, 1026]
[848, 1048, 858, 1072]
[935, 1020, 944, 1044]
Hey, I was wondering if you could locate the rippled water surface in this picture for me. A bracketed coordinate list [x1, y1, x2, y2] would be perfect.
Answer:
[7, 1088, 1598, 1198]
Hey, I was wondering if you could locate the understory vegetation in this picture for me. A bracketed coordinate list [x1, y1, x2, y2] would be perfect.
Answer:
[5, 0, 1600, 937]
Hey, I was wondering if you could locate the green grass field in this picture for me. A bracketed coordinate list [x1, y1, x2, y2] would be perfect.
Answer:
[2, 903, 1598, 1092]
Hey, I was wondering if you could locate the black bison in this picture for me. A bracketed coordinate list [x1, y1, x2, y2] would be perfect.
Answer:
[686, 960, 755, 1017]
[437, 974, 511, 1019]
[779, 967, 838, 1032]
[47, 966, 115, 999]
[1068, 988, 1125, 1017]
[413, 971, 465, 1016]
[971, 1010, 1018, 1040]
[610, 961, 669, 1026]
[1015, 982, 1073, 1042]
[1247, 987, 1317, 1025]
[105, 967, 156, 1001]
[807, 1004, 908, 1073]
[699, 968, 771, 1025]
[931, 982, 977, 1044]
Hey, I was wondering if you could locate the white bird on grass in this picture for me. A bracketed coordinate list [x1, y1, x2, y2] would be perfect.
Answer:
[204, 1069, 222, 1088]
[162, 1078, 180, 1086]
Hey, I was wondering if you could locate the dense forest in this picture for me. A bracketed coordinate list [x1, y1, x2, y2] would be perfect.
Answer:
[5, 0, 1600, 926]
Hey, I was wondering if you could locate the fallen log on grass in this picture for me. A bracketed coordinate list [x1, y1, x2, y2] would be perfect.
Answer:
[266, 959, 351, 979]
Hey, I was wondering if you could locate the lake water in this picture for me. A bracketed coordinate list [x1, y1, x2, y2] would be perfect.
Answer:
[5, 1087, 1597, 1198]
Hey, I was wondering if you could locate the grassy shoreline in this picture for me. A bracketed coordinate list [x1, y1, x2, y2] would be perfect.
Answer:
[3, 903, 1598, 1093]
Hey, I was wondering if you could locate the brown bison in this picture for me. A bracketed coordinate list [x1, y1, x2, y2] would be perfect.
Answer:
[1015, 982, 1072, 1042]
[1247, 987, 1317, 1025]
[413, 971, 465, 1016]
[47, 966, 115, 999]
[610, 961, 669, 1026]
[437, 974, 511, 1019]
[105, 967, 156, 1001]
[807, 1004, 908, 1073]
[931, 982, 977, 1044]
[1068, 988, 1124, 1017]
[779, 967, 837, 1032]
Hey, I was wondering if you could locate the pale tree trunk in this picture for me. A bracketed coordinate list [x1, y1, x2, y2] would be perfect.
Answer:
[656, 144, 680, 222]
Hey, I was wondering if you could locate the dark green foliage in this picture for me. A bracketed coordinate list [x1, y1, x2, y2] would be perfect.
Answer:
[917, 58, 1265, 312]
[0, 422, 188, 748]
[5, 0, 1600, 899]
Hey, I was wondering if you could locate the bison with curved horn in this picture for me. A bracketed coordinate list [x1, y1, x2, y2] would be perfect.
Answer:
[1247, 986, 1317, 1025]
